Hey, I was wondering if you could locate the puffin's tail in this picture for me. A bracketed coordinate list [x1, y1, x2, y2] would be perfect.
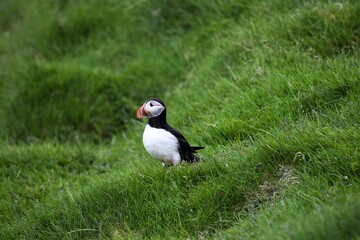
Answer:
[182, 146, 204, 163]
[190, 146, 205, 152]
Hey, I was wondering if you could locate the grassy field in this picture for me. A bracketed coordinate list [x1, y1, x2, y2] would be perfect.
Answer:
[0, 0, 359, 239]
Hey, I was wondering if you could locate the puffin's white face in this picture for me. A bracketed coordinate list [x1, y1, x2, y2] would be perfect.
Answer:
[136, 99, 165, 118]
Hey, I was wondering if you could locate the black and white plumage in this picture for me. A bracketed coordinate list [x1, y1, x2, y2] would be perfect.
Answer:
[136, 98, 204, 166]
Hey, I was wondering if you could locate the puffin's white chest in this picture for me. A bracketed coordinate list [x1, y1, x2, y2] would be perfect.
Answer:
[142, 124, 181, 165]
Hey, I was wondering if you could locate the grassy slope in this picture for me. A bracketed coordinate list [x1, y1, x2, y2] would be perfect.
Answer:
[0, 0, 359, 239]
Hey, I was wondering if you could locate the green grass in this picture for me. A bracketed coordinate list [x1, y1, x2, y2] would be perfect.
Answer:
[0, 0, 359, 239]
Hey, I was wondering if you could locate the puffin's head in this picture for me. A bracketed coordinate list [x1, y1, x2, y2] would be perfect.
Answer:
[136, 98, 166, 118]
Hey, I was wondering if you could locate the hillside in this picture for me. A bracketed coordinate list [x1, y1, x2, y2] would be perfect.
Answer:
[0, 0, 359, 239]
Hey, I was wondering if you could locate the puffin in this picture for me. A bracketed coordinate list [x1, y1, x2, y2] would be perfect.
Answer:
[136, 98, 204, 166]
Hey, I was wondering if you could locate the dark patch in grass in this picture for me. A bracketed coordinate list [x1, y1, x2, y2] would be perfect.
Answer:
[4, 63, 128, 142]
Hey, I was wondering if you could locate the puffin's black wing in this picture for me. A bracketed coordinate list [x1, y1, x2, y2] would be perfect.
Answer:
[165, 126, 204, 162]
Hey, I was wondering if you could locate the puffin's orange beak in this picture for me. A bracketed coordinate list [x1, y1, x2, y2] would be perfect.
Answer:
[136, 104, 145, 118]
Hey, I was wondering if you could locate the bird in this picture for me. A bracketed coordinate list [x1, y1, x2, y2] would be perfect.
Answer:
[136, 98, 204, 166]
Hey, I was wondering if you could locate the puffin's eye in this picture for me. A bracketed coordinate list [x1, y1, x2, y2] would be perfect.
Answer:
[150, 102, 154, 107]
